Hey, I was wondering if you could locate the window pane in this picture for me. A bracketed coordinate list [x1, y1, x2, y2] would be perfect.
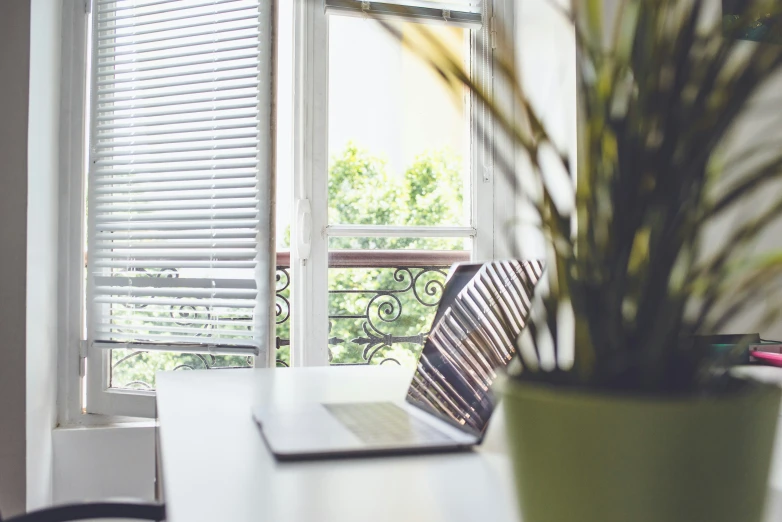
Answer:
[108, 262, 291, 389]
[274, 262, 291, 366]
[104, 0, 294, 386]
[111, 350, 254, 390]
[328, 17, 470, 226]
[277, 0, 294, 251]
[327, 237, 470, 366]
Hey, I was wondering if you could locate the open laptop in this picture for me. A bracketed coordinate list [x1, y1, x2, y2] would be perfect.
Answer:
[253, 260, 544, 460]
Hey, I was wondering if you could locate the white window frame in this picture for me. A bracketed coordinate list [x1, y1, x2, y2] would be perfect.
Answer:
[60, 0, 149, 423]
[59, 0, 278, 420]
[59, 0, 90, 425]
[290, 0, 516, 366]
[59, 0, 518, 421]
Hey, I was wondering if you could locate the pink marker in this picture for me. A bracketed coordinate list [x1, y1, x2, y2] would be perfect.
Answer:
[751, 351, 782, 368]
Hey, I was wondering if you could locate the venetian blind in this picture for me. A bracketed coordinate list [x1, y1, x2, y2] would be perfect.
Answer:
[87, 0, 274, 357]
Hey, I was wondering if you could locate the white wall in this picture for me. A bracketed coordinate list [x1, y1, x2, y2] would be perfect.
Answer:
[53, 424, 156, 504]
[510, 0, 577, 261]
[26, 0, 63, 511]
[0, 0, 31, 517]
[48, 0, 159, 505]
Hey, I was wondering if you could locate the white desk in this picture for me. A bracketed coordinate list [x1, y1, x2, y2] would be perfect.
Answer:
[157, 366, 782, 522]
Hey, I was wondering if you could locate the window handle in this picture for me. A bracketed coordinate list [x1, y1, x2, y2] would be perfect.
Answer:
[295, 198, 312, 261]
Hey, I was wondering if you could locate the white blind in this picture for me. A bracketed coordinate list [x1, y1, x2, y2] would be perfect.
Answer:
[87, 0, 274, 357]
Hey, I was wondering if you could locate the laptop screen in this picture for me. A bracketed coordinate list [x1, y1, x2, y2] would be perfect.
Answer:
[405, 260, 544, 435]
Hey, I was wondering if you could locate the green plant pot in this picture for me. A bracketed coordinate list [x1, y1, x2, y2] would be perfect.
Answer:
[503, 379, 781, 522]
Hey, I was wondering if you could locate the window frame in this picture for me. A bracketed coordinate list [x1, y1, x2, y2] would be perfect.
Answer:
[61, 0, 154, 422]
[61, 0, 518, 420]
[60, 0, 90, 425]
[291, 0, 515, 366]
[63, 0, 278, 419]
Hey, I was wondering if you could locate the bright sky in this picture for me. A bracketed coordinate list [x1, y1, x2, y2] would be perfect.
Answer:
[275, 6, 469, 249]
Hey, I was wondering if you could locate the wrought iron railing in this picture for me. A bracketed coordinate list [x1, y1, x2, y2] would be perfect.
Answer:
[276, 250, 469, 366]
[110, 250, 468, 388]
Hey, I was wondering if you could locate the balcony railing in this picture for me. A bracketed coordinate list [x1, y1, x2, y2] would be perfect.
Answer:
[275, 250, 469, 367]
[109, 250, 469, 389]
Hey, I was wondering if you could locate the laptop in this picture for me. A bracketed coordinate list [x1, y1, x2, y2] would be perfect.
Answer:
[253, 260, 544, 460]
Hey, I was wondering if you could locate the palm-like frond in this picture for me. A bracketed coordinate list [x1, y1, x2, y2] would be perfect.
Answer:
[372, 0, 782, 392]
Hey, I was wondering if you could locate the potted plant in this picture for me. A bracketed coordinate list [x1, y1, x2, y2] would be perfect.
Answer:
[380, 0, 782, 520]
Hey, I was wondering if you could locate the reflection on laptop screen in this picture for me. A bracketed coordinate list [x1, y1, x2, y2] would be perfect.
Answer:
[406, 260, 544, 434]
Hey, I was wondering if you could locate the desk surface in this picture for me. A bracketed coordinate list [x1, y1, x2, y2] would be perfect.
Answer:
[157, 366, 782, 522]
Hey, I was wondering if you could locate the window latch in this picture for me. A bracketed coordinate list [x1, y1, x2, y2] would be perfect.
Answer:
[79, 340, 89, 377]
[295, 198, 312, 262]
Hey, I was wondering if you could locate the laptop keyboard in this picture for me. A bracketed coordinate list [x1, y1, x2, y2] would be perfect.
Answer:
[324, 402, 454, 446]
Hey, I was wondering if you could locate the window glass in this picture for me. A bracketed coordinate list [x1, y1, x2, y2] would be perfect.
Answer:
[328, 237, 470, 366]
[328, 17, 471, 226]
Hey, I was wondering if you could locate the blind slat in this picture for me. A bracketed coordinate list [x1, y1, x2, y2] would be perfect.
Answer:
[96, 103, 259, 124]
[100, 34, 259, 64]
[95, 199, 258, 210]
[97, 20, 259, 50]
[96, 130, 258, 147]
[96, 111, 258, 131]
[93, 159, 258, 174]
[93, 172, 257, 186]
[94, 150, 257, 165]
[94, 219, 258, 231]
[94, 179, 257, 194]
[98, 80, 258, 104]
[94, 286, 256, 299]
[92, 253, 258, 262]
[96, 187, 257, 201]
[94, 209, 259, 222]
[96, 10, 260, 41]
[100, 0, 246, 22]
[94, 240, 258, 250]
[93, 295, 256, 308]
[96, 71, 258, 95]
[93, 337, 257, 352]
[88, 0, 270, 355]
[97, 89, 257, 113]
[99, 49, 259, 77]
[92, 259, 258, 269]
[94, 312, 253, 328]
[96, 325, 260, 337]
[94, 276, 256, 289]
[102, 0, 257, 27]
[96, 61, 259, 86]
[95, 120, 259, 139]
[94, 230, 257, 240]
[95, 143, 258, 159]
[97, 0, 173, 15]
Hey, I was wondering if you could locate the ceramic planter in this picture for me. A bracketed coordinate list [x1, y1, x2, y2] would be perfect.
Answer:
[503, 379, 781, 522]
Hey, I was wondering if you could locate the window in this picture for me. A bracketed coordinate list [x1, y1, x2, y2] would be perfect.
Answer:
[80, 0, 276, 417]
[290, 0, 506, 368]
[65, 0, 512, 419]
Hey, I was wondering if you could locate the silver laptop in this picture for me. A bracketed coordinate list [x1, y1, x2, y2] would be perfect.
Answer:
[253, 260, 544, 460]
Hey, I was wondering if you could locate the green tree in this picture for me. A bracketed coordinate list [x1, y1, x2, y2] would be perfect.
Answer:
[326, 144, 466, 364]
[328, 143, 466, 250]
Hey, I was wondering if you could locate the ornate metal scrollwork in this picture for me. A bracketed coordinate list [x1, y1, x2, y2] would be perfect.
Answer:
[328, 266, 449, 366]
[111, 262, 452, 387]
[275, 266, 291, 361]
